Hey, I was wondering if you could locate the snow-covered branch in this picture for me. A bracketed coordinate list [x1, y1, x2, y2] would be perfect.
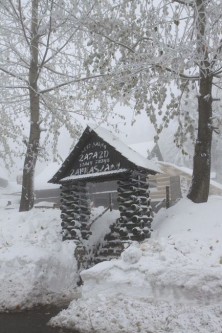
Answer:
[39, 73, 109, 94]
[172, 0, 194, 7]
[0, 67, 28, 84]
[18, 0, 31, 47]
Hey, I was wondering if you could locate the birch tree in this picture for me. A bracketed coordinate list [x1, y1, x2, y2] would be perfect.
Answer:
[0, 0, 110, 211]
[78, 0, 222, 203]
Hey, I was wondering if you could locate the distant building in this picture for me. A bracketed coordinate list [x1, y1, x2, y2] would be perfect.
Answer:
[34, 163, 60, 205]
[0, 166, 8, 188]
[130, 141, 222, 206]
[130, 141, 163, 161]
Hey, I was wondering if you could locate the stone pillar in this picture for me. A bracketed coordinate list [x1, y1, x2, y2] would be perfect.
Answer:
[94, 169, 153, 264]
[117, 169, 152, 241]
[60, 181, 91, 241]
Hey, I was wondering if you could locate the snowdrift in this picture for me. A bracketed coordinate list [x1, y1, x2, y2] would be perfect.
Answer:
[51, 196, 222, 333]
[0, 193, 78, 311]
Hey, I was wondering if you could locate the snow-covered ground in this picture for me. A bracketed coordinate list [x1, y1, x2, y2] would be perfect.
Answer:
[1, 182, 222, 332]
[50, 196, 222, 333]
[0, 183, 78, 311]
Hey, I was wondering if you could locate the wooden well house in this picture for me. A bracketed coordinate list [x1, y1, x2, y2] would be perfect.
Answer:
[49, 125, 160, 266]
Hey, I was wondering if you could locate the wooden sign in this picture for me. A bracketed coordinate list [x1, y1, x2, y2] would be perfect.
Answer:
[70, 137, 130, 176]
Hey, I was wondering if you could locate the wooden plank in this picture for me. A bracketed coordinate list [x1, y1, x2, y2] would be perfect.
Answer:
[150, 192, 164, 197]
[157, 183, 170, 188]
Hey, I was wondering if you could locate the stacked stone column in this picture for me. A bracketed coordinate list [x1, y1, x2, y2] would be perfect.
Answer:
[60, 181, 91, 241]
[94, 169, 153, 263]
[117, 169, 152, 241]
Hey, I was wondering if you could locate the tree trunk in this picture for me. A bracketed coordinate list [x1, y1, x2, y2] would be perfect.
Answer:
[187, 75, 212, 203]
[19, 0, 40, 212]
[187, 0, 213, 203]
[19, 117, 40, 212]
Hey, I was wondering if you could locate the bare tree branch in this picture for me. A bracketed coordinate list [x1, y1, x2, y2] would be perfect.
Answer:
[37, 0, 54, 78]
[42, 27, 79, 66]
[212, 82, 222, 90]
[43, 65, 81, 78]
[155, 64, 199, 80]
[211, 40, 222, 69]
[0, 67, 28, 84]
[18, 0, 30, 47]
[9, 43, 30, 68]
[39, 73, 109, 94]
[94, 31, 135, 53]
[172, 0, 194, 6]
[0, 85, 29, 89]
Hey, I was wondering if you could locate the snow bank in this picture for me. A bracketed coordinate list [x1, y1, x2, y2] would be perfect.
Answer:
[51, 196, 222, 333]
[0, 201, 78, 311]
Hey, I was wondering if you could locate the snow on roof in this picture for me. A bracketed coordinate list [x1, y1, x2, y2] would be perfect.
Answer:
[61, 169, 128, 182]
[49, 125, 161, 184]
[91, 125, 161, 173]
[129, 141, 156, 158]
[35, 163, 60, 189]
[158, 161, 192, 176]
[158, 161, 222, 195]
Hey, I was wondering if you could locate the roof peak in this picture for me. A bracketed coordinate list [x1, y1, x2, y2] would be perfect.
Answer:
[49, 125, 160, 184]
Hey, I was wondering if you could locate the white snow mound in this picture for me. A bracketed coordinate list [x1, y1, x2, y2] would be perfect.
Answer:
[51, 196, 222, 333]
[0, 206, 78, 310]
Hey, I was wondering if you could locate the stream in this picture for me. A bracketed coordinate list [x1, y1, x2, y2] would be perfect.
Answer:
[0, 305, 79, 333]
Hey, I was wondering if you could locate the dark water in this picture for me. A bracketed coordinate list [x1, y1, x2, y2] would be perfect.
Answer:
[0, 306, 79, 333]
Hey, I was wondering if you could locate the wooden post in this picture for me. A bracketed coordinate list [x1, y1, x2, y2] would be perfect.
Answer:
[109, 192, 113, 211]
[166, 185, 170, 209]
